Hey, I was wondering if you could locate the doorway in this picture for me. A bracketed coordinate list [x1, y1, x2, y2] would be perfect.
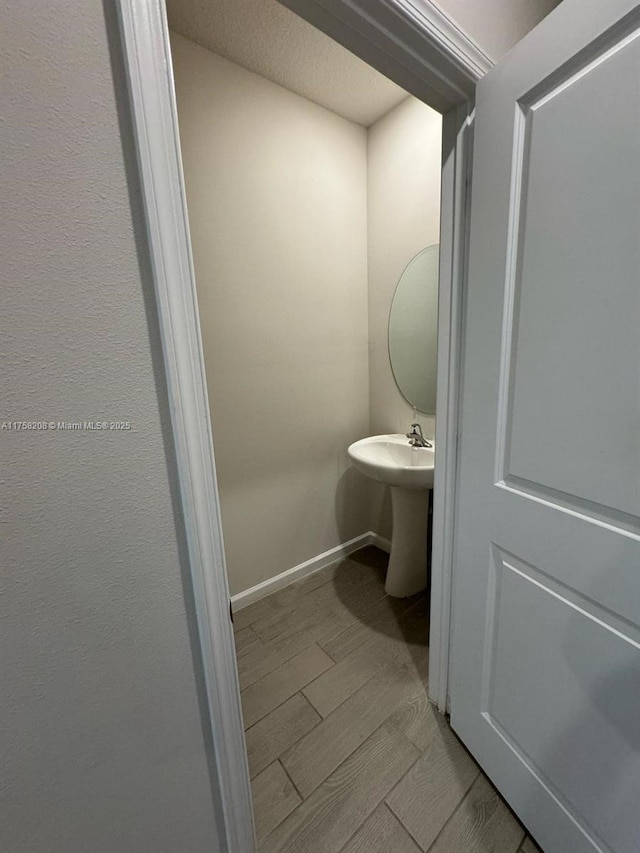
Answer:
[167, 6, 443, 845]
[117, 0, 478, 849]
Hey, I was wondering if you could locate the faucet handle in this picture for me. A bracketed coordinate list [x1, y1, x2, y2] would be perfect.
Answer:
[406, 423, 433, 448]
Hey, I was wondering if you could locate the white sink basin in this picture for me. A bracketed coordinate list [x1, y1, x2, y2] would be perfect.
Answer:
[348, 433, 435, 598]
[348, 434, 434, 490]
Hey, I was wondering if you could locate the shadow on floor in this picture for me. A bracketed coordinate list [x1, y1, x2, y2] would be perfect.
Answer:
[331, 545, 430, 677]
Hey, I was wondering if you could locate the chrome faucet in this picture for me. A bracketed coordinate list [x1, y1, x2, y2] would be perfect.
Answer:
[406, 423, 433, 448]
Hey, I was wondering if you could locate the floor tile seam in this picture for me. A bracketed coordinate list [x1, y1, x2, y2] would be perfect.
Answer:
[278, 756, 305, 804]
[252, 571, 388, 638]
[300, 644, 426, 724]
[316, 626, 403, 674]
[240, 637, 335, 692]
[333, 800, 390, 853]
[501, 792, 529, 851]
[253, 759, 303, 848]
[317, 639, 344, 664]
[234, 601, 285, 632]
[300, 664, 384, 720]
[513, 830, 528, 852]
[242, 688, 319, 735]
[412, 767, 482, 853]
[251, 599, 367, 645]
[235, 626, 263, 658]
[236, 643, 262, 661]
[302, 637, 423, 719]
[324, 591, 412, 641]
[315, 610, 387, 663]
[455, 778, 525, 853]
[235, 623, 261, 640]
[332, 723, 422, 825]
[241, 649, 333, 728]
[245, 693, 325, 777]
[260, 730, 374, 852]
[381, 738, 428, 834]
[259, 603, 380, 654]
[240, 641, 330, 695]
[335, 801, 420, 853]
[318, 616, 415, 664]
[289, 672, 426, 795]
[296, 721, 421, 851]
[281, 561, 383, 609]
[238, 635, 322, 689]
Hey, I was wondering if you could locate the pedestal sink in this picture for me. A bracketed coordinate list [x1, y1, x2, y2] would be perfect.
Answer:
[348, 434, 434, 597]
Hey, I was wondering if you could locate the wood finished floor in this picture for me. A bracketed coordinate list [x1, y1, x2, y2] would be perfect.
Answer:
[233, 546, 543, 853]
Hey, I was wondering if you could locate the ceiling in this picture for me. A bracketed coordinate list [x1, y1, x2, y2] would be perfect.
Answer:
[166, 0, 410, 127]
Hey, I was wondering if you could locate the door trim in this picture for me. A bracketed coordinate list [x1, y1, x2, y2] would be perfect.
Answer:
[279, 0, 493, 111]
[431, 102, 474, 712]
[115, 0, 483, 847]
[115, 2, 255, 850]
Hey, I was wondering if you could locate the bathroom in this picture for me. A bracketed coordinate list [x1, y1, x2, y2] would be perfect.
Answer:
[167, 0, 529, 850]
[168, 8, 441, 598]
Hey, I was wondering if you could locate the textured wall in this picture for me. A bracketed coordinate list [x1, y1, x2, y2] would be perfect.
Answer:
[2, 4, 222, 851]
[367, 97, 442, 537]
[170, 33, 371, 596]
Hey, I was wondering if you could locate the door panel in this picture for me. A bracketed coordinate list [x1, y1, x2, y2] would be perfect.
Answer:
[505, 28, 640, 519]
[450, 2, 640, 852]
[486, 547, 640, 853]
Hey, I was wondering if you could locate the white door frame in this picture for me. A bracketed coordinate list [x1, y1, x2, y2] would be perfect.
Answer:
[431, 101, 475, 713]
[115, 1, 489, 849]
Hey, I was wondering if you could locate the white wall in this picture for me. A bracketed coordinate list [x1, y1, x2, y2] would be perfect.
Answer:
[437, 0, 562, 62]
[367, 97, 442, 537]
[170, 33, 371, 596]
[2, 5, 223, 851]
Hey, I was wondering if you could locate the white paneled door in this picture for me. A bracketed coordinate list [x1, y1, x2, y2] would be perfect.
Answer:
[450, 1, 640, 852]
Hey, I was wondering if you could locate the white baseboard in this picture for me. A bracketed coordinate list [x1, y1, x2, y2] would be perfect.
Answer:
[231, 530, 390, 611]
[370, 532, 391, 553]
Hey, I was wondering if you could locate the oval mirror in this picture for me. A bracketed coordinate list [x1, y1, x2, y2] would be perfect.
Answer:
[388, 244, 439, 414]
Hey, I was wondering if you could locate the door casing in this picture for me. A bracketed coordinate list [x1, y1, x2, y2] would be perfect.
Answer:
[115, 1, 486, 848]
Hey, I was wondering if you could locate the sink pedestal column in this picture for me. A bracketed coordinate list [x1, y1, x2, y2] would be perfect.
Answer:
[385, 486, 430, 598]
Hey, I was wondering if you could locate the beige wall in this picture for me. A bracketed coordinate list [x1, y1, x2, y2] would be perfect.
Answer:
[2, 5, 223, 851]
[171, 33, 371, 596]
[368, 97, 442, 439]
[438, 0, 562, 62]
[366, 97, 442, 537]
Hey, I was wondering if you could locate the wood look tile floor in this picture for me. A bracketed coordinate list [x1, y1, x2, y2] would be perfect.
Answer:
[233, 547, 543, 853]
